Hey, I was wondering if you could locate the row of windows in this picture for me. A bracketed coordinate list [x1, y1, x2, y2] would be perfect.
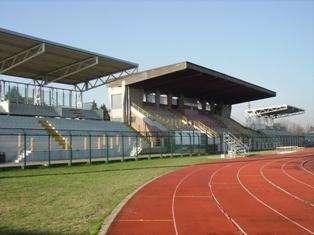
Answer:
[111, 92, 218, 111]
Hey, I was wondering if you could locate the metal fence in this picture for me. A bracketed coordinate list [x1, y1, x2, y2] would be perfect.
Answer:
[0, 128, 305, 169]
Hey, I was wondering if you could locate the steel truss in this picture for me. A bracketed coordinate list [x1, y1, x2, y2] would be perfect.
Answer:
[0, 41, 138, 93]
[0, 43, 45, 74]
[74, 66, 138, 92]
[245, 104, 305, 130]
[43, 56, 99, 84]
[246, 105, 305, 119]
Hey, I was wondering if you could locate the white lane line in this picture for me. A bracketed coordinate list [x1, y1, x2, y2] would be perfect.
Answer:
[301, 158, 314, 176]
[172, 166, 207, 235]
[119, 219, 172, 222]
[176, 195, 212, 198]
[260, 159, 314, 206]
[281, 158, 314, 189]
[237, 162, 314, 234]
[208, 164, 247, 235]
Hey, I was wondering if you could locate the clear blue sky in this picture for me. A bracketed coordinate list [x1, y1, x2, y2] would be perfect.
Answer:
[1, 0, 313, 127]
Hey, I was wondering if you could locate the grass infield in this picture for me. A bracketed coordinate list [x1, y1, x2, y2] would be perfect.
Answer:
[0, 155, 224, 235]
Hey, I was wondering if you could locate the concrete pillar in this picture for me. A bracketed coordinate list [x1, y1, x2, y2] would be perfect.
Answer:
[210, 101, 216, 113]
[143, 90, 147, 103]
[84, 137, 88, 150]
[178, 94, 185, 109]
[97, 137, 101, 149]
[201, 100, 207, 110]
[167, 94, 172, 107]
[221, 104, 232, 117]
[138, 88, 144, 104]
[155, 90, 160, 108]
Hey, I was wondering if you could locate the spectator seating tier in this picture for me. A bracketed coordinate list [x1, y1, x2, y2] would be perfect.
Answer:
[142, 105, 194, 131]
[9, 103, 59, 117]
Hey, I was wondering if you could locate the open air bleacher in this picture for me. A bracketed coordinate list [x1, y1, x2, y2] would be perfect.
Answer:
[0, 114, 139, 163]
[56, 107, 101, 120]
[9, 103, 59, 117]
[0, 115, 44, 133]
[212, 114, 262, 137]
[46, 117, 134, 134]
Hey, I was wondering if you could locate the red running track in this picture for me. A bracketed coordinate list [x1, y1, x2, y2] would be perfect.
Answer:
[107, 148, 314, 235]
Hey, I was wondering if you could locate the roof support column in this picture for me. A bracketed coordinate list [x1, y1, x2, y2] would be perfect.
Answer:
[167, 93, 172, 108]
[201, 100, 207, 111]
[143, 90, 147, 103]
[209, 101, 216, 113]
[155, 90, 160, 109]
[178, 94, 185, 109]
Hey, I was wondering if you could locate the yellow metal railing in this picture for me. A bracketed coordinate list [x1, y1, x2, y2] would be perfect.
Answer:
[38, 118, 72, 150]
[181, 115, 218, 137]
[132, 103, 191, 130]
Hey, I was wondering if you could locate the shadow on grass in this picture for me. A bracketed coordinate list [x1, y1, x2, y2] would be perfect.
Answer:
[0, 164, 193, 180]
[0, 154, 292, 180]
[0, 228, 74, 235]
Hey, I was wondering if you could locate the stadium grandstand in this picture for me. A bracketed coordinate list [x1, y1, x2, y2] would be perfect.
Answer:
[0, 28, 305, 167]
[107, 62, 304, 156]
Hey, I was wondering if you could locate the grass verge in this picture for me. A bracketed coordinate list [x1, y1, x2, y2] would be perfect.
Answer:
[0, 155, 221, 235]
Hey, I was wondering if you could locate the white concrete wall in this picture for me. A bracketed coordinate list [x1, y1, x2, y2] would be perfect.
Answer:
[108, 82, 125, 122]
[0, 100, 9, 113]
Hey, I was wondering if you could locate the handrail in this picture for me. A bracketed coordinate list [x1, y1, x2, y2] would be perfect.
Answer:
[181, 114, 217, 137]
[223, 131, 249, 150]
[194, 120, 218, 137]
[131, 102, 155, 121]
[133, 103, 187, 130]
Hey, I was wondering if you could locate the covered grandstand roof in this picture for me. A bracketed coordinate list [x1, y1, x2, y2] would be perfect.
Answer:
[108, 61, 276, 105]
[0, 27, 138, 85]
[246, 104, 305, 118]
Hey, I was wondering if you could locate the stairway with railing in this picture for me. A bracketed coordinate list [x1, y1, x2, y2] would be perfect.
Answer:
[136, 104, 193, 131]
[38, 118, 71, 150]
[180, 115, 217, 138]
[223, 131, 249, 157]
[173, 111, 222, 137]
[193, 120, 218, 137]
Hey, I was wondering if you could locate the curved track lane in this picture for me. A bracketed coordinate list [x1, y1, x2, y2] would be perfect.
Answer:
[238, 160, 314, 234]
[301, 158, 314, 176]
[261, 158, 314, 205]
[282, 157, 314, 188]
[107, 150, 314, 235]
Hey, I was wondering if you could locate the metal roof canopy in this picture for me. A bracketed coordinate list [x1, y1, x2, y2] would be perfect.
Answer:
[0, 27, 138, 91]
[246, 104, 305, 118]
[108, 61, 276, 105]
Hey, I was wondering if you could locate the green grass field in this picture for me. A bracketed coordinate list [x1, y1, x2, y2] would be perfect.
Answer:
[0, 155, 223, 235]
